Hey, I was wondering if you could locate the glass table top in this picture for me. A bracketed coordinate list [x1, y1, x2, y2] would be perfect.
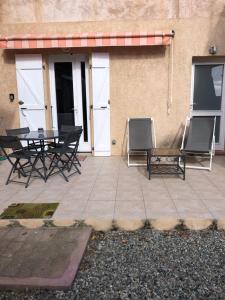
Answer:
[12, 130, 61, 141]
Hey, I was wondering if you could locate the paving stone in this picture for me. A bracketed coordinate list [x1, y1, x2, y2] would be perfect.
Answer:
[115, 219, 145, 231]
[53, 219, 75, 227]
[19, 219, 44, 228]
[0, 239, 11, 256]
[3, 227, 31, 242]
[150, 218, 180, 230]
[184, 218, 213, 230]
[0, 220, 10, 227]
[0, 226, 92, 289]
[84, 218, 113, 231]
[0, 228, 10, 239]
[217, 219, 225, 230]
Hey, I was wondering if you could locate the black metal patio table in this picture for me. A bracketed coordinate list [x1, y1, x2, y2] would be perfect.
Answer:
[147, 148, 186, 180]
[14, 130, 62, 181]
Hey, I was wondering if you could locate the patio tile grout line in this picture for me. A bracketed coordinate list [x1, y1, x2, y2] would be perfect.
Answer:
[83, 159, 115, 219]
[162, 171, 216, 220]
[82, 162, 104, 217]
[185, 174, 216, 219]
[32, 187, 52, 202]
[204, 171, 225, 196]
[188, 169, 224, 213]
[187, 174, 219, 193]
[112, 159, 121, 222]
[186, 168, 225, 196]
[138, 169, 147, 221]
[163, 175, 213, 219]
[161, 177, 181, 219]
[1, 187, 22, 203]
[200, 198, 217, 219]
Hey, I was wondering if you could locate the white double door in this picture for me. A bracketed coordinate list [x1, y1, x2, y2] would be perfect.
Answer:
[49, 55, 91, 152]
[16, 53, 111, 155]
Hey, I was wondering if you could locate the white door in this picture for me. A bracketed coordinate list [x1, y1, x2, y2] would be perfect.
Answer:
[191, 63, 225, 150]
[49, 55, 91, 152]
[16, 54, 46, 130]
[92, 53, 110, 156]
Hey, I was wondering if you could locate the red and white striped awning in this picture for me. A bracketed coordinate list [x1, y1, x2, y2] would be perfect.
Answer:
[0, 31, 174, 49]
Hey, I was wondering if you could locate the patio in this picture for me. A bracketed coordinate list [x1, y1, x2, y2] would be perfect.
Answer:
[0, 155, 225, 230]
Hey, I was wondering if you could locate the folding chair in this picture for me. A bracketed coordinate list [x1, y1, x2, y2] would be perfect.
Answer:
[6, 127, 43, 172]
[6, 127, 41, 151]
[127, 118, 156, 166]
[48, 125, 82, 167]
[180, 116, 216, 171]
[59, 127, 83, 170]
[47, 130, 82, 182]
[0, 136, 45, 188]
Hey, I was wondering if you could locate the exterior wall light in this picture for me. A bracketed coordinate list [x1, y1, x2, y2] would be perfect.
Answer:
[209, 45, 217, 55]
[9, 93, 14, 102]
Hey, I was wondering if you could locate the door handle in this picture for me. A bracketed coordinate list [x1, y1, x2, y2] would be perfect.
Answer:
[100, 106, 107, 109]
[20, 107, 27, 110]
[21, 109, 27, 117]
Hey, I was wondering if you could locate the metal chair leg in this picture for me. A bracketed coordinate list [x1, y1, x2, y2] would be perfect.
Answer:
[47, 154, 69, 182]
[65, 153, 81, 174]
[54, 156, 69, 182]
[6, 158, 19, 185]
[25, 155, 40, 188]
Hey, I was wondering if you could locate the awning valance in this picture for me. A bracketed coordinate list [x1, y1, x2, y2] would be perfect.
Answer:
[0, 31, 174, 49]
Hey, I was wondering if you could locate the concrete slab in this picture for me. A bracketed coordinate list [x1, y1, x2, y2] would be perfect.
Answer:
[0, 226, 92, 289]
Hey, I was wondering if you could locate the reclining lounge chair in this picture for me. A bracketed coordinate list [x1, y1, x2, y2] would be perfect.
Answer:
[127, 117, 156, 166]
[180, 116, 216, 171]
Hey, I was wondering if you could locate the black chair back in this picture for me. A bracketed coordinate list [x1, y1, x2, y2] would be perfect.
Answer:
[6, 127, 30, 136]
[63, 129, 83, 148]
[61, 125, 82, 132]
[184, 117, 215, 152]
[59, 125, 82, 142]
[0, 136, 23, 152]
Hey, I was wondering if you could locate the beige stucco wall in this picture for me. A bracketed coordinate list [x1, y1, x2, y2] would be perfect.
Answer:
[1, 0, 225, 23]
[1, 1, 225, 154]
[0, 48, 18, 132]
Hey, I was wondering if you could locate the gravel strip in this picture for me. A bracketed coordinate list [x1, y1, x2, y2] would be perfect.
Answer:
[1, 229, 225, 300]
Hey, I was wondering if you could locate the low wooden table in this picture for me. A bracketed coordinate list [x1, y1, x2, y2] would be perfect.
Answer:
[147, 148, 186, 180]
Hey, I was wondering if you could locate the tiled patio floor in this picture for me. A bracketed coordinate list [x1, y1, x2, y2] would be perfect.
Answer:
[0, 155, 225, 229]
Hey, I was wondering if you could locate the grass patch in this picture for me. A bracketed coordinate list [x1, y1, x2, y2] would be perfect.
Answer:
[0, 203, 59, 219]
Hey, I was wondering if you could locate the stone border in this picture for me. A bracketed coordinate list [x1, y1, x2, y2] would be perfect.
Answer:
[0, 217, 222, 231]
